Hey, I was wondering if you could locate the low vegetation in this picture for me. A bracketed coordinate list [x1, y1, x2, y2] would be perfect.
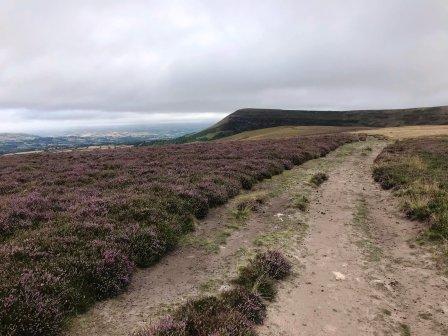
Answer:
[373, 137, 448, 241]
[310, 172, 329, 187]
[0, 133, 363, 335]
[291, 194, 309, 211]
[354, 125, 448, 140]
[135, 250, 291, 336]
[230, 191, 268, 221]
[221, 125, 365, 141]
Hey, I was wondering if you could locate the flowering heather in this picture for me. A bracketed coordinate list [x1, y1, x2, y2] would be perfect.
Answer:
[139, 250, 291, 336]
[0, 134, 363, 335]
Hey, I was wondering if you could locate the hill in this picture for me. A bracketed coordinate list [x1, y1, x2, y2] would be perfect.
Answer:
[184, 105, 448, 141]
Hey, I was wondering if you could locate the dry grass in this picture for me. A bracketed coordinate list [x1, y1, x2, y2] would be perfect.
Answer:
[221, 126, 367, 141]
[353, 125, 448, 140]
[220, 124, 448, 141]
[373, 136, 448, 238]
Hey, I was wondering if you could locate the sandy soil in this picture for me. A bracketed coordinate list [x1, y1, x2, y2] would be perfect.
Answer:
[68, 139, 448, 336]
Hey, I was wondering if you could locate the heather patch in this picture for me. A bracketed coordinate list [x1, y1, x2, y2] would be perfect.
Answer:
[0, 134, 362, 335]
[136, 250, 291, 336]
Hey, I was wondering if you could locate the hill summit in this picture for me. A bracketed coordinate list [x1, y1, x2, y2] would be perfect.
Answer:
[186, 105, 448, 141]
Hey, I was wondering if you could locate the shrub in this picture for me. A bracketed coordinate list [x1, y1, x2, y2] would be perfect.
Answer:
[127, 226, 169, 268]
[0, 270, 65, 336]
[254, 250, 292, 280]
[221, 287, 266, 324]
[233, 250, 291, 300]
[310, 172, 328, 187]
[89, 247, 134, 299]
[176, 296, 255, 336]
[142, 251, 291, 336]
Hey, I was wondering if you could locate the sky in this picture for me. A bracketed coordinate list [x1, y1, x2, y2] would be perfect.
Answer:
[0, 0, 447, 134]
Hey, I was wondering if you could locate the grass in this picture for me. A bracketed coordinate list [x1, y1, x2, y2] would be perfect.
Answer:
[291, 194, 309, 211]
[353, 125, 448, 140]
[221, 126, 367, 141]
[373, 136, 448, 266]
[399, 323, 411, 336]
[180, 235, 222, 253]
[135, 250, 291, 336]
[182, 191, 270, 253]
[230, 190, 269, 222]
[352, 198, 382, 262]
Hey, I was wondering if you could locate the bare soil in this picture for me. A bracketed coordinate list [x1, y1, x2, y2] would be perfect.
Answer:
[68, 139, 448, 336]
[260, 140, 448, 336]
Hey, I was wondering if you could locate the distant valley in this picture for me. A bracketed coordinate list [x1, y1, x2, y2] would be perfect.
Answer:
[0, 123, 207, 155]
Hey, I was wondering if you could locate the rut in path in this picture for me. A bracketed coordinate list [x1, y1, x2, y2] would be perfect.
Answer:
[260, 140, 448, 336]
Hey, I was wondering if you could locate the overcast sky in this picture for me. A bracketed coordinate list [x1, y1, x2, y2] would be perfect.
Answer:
[1, 0, 447, 134]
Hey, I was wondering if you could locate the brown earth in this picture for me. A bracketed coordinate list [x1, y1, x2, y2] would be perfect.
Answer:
[260, 140, 448, 336]
[68, 139, 448, 336]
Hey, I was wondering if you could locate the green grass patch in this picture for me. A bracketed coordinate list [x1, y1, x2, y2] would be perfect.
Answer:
[291, 194, 309, 211]
[399, 323, 411, 336]
[352, 198, 382, 262]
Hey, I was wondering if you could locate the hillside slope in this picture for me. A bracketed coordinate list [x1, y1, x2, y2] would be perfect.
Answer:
[185, 106, 448, 141]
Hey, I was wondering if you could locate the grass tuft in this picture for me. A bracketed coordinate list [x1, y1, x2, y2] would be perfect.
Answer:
[310, 172, 329, 187]
[291, 194, 309, 211]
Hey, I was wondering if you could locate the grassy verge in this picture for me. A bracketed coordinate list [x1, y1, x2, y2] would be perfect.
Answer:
[134, 250, 291, 336]
[373, 136, 448, 264]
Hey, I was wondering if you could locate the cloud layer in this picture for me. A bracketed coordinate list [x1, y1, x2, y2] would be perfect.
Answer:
[1, 0, 447, 133]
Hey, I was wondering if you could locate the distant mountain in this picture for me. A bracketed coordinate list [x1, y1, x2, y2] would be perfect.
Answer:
[183, 105, 448, 141]
[0, 133, 41, 141]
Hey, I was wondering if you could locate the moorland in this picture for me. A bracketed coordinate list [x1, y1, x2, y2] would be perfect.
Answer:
[1, 107, 448, 336]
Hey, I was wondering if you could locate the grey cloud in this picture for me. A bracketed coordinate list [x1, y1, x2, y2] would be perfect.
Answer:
[0, 0, 447, 132]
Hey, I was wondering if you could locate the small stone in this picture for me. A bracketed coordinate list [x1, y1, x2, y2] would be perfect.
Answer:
[332, 271, 346, 280]
[218, 285, 232, 293]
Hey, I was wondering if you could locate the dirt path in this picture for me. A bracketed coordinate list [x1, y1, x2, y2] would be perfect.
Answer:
[260, 140, 448, 336]
[68, 139, 448, 336]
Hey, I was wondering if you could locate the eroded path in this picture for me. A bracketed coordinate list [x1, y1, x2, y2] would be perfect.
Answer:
[260, 140, 448, 336]
[68, 139, 448, 336]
